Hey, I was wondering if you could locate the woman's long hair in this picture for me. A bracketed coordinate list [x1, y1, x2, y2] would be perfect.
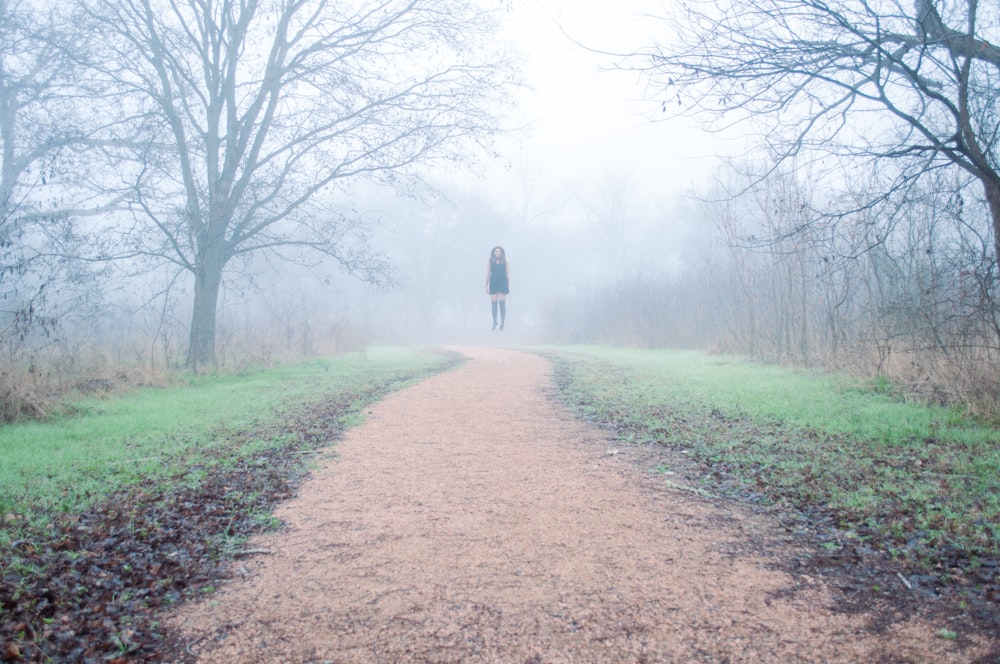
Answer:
[489, 246, 506, 264]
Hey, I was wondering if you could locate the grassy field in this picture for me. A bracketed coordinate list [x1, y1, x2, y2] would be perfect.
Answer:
[0, 347, 460, 524]
[543, 346, 1000, 579]
[6, 343, 997, 572]
[1, 343, 997, 658]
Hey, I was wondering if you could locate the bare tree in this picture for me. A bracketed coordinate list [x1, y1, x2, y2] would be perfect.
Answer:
[625, 0, 1000, 265]
[79, 0, 516, 368]
[0, 0, 106, 349]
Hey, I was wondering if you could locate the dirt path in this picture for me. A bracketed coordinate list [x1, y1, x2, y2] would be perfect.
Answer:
[167, 347, 990, 663]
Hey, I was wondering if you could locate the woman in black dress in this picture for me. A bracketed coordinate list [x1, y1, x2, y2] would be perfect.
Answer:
[485, 246, 510, 330]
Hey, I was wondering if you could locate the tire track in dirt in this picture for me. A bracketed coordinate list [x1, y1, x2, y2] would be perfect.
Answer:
[166, 347, 990, 663]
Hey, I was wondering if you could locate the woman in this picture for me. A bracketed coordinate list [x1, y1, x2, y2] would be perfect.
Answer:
[485, 246, 510, 331]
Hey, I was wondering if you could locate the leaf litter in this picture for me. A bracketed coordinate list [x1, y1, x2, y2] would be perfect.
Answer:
[0, 393, 363, 662]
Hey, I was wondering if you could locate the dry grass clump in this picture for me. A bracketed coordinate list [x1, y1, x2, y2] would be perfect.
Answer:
[863, 347, 1000, 420]
[0, 372, 51, 422]
[0, 361, 178, 424]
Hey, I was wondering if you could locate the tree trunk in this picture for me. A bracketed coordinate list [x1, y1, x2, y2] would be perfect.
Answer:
[985, 177, 1000, 277]
[186, 251, 225, 370]
[982, 176, 1000, 348]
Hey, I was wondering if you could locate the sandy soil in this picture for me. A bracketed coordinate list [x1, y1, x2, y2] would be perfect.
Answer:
[166, 346, 992, 663]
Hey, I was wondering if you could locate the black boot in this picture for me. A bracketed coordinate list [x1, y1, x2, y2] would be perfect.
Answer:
[499, 301, 506, 331]
[491, 301, 498, 330]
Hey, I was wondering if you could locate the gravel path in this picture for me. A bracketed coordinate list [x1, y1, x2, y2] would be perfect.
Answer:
[167, 347, 989, 662]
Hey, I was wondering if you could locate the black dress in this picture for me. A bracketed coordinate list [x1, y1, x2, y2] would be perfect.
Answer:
[488, 260, 508, 294]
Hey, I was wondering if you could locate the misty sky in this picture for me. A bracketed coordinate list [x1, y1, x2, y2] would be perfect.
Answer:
[338, 0, 737, 343]
[491, 0, 733, 205]
[133, 1, 742, 346]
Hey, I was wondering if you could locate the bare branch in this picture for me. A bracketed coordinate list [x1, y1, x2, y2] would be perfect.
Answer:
[622, 0, 1000, 266]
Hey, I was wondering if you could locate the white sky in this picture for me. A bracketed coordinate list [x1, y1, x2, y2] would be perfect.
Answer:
[488, 0, 736, 206]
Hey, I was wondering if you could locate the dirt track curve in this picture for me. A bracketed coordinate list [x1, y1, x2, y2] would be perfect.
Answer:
[166, 346, 992, 663]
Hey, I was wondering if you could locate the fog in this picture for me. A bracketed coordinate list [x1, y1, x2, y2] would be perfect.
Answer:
[212, 0, 725, 349]
[9, 0, 999, 403]
[99, 0, 724, 355]
[190, 171, 711, 352]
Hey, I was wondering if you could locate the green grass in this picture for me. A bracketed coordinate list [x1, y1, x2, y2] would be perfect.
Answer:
[0, 347, 459, 522]
[543, 346, 1000, 573]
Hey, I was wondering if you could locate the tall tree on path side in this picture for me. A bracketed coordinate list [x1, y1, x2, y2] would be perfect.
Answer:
[81, 0, 516, 368]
